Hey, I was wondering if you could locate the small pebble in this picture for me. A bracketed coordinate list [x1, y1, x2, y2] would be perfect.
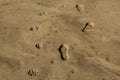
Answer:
[50, 60, 56, 64]
[39, 12, 47, 16]
[39, 13, 42, 16]
[105, 57, 111, 62]
[70, 70, 75, 73]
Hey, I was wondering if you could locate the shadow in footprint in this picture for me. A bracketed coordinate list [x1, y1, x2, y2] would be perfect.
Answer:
[82, 22, 88, 32]
[58, 45, 65, 60]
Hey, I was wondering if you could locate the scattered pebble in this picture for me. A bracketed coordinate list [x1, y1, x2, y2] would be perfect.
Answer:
[76, 4, 85, 12]
[105, 57, 111, 62]
[28, 69, 39, 76]
[37, 3, 43, 5]
[43, 12, 47, 15]
[50, 60, 56, 64]
[39, 13, 43, 16]
[59, 44, 69, 60]
[59, 4, 65, 8]
[70, 69, 75, 73]
[102, 77, 108, 80]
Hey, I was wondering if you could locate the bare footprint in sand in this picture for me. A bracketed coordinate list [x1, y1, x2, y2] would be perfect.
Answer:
[76, 4, 85, 12]
[59, 44, 69, 60]
[82, 21, 95, 32]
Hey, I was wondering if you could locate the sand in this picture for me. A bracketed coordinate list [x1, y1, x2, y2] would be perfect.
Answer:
[0, 0, 120, 80]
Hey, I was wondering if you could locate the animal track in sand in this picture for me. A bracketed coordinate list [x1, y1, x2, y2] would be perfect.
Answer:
[35, 43, 43, 49]
[30, 26, 39, 31]
[28, 68, 39, 77]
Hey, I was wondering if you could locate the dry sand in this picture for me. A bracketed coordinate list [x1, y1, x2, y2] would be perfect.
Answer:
[0, 0, 120, 80]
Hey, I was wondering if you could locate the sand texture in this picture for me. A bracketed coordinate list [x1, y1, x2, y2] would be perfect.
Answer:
[0, 0, 120, 80]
